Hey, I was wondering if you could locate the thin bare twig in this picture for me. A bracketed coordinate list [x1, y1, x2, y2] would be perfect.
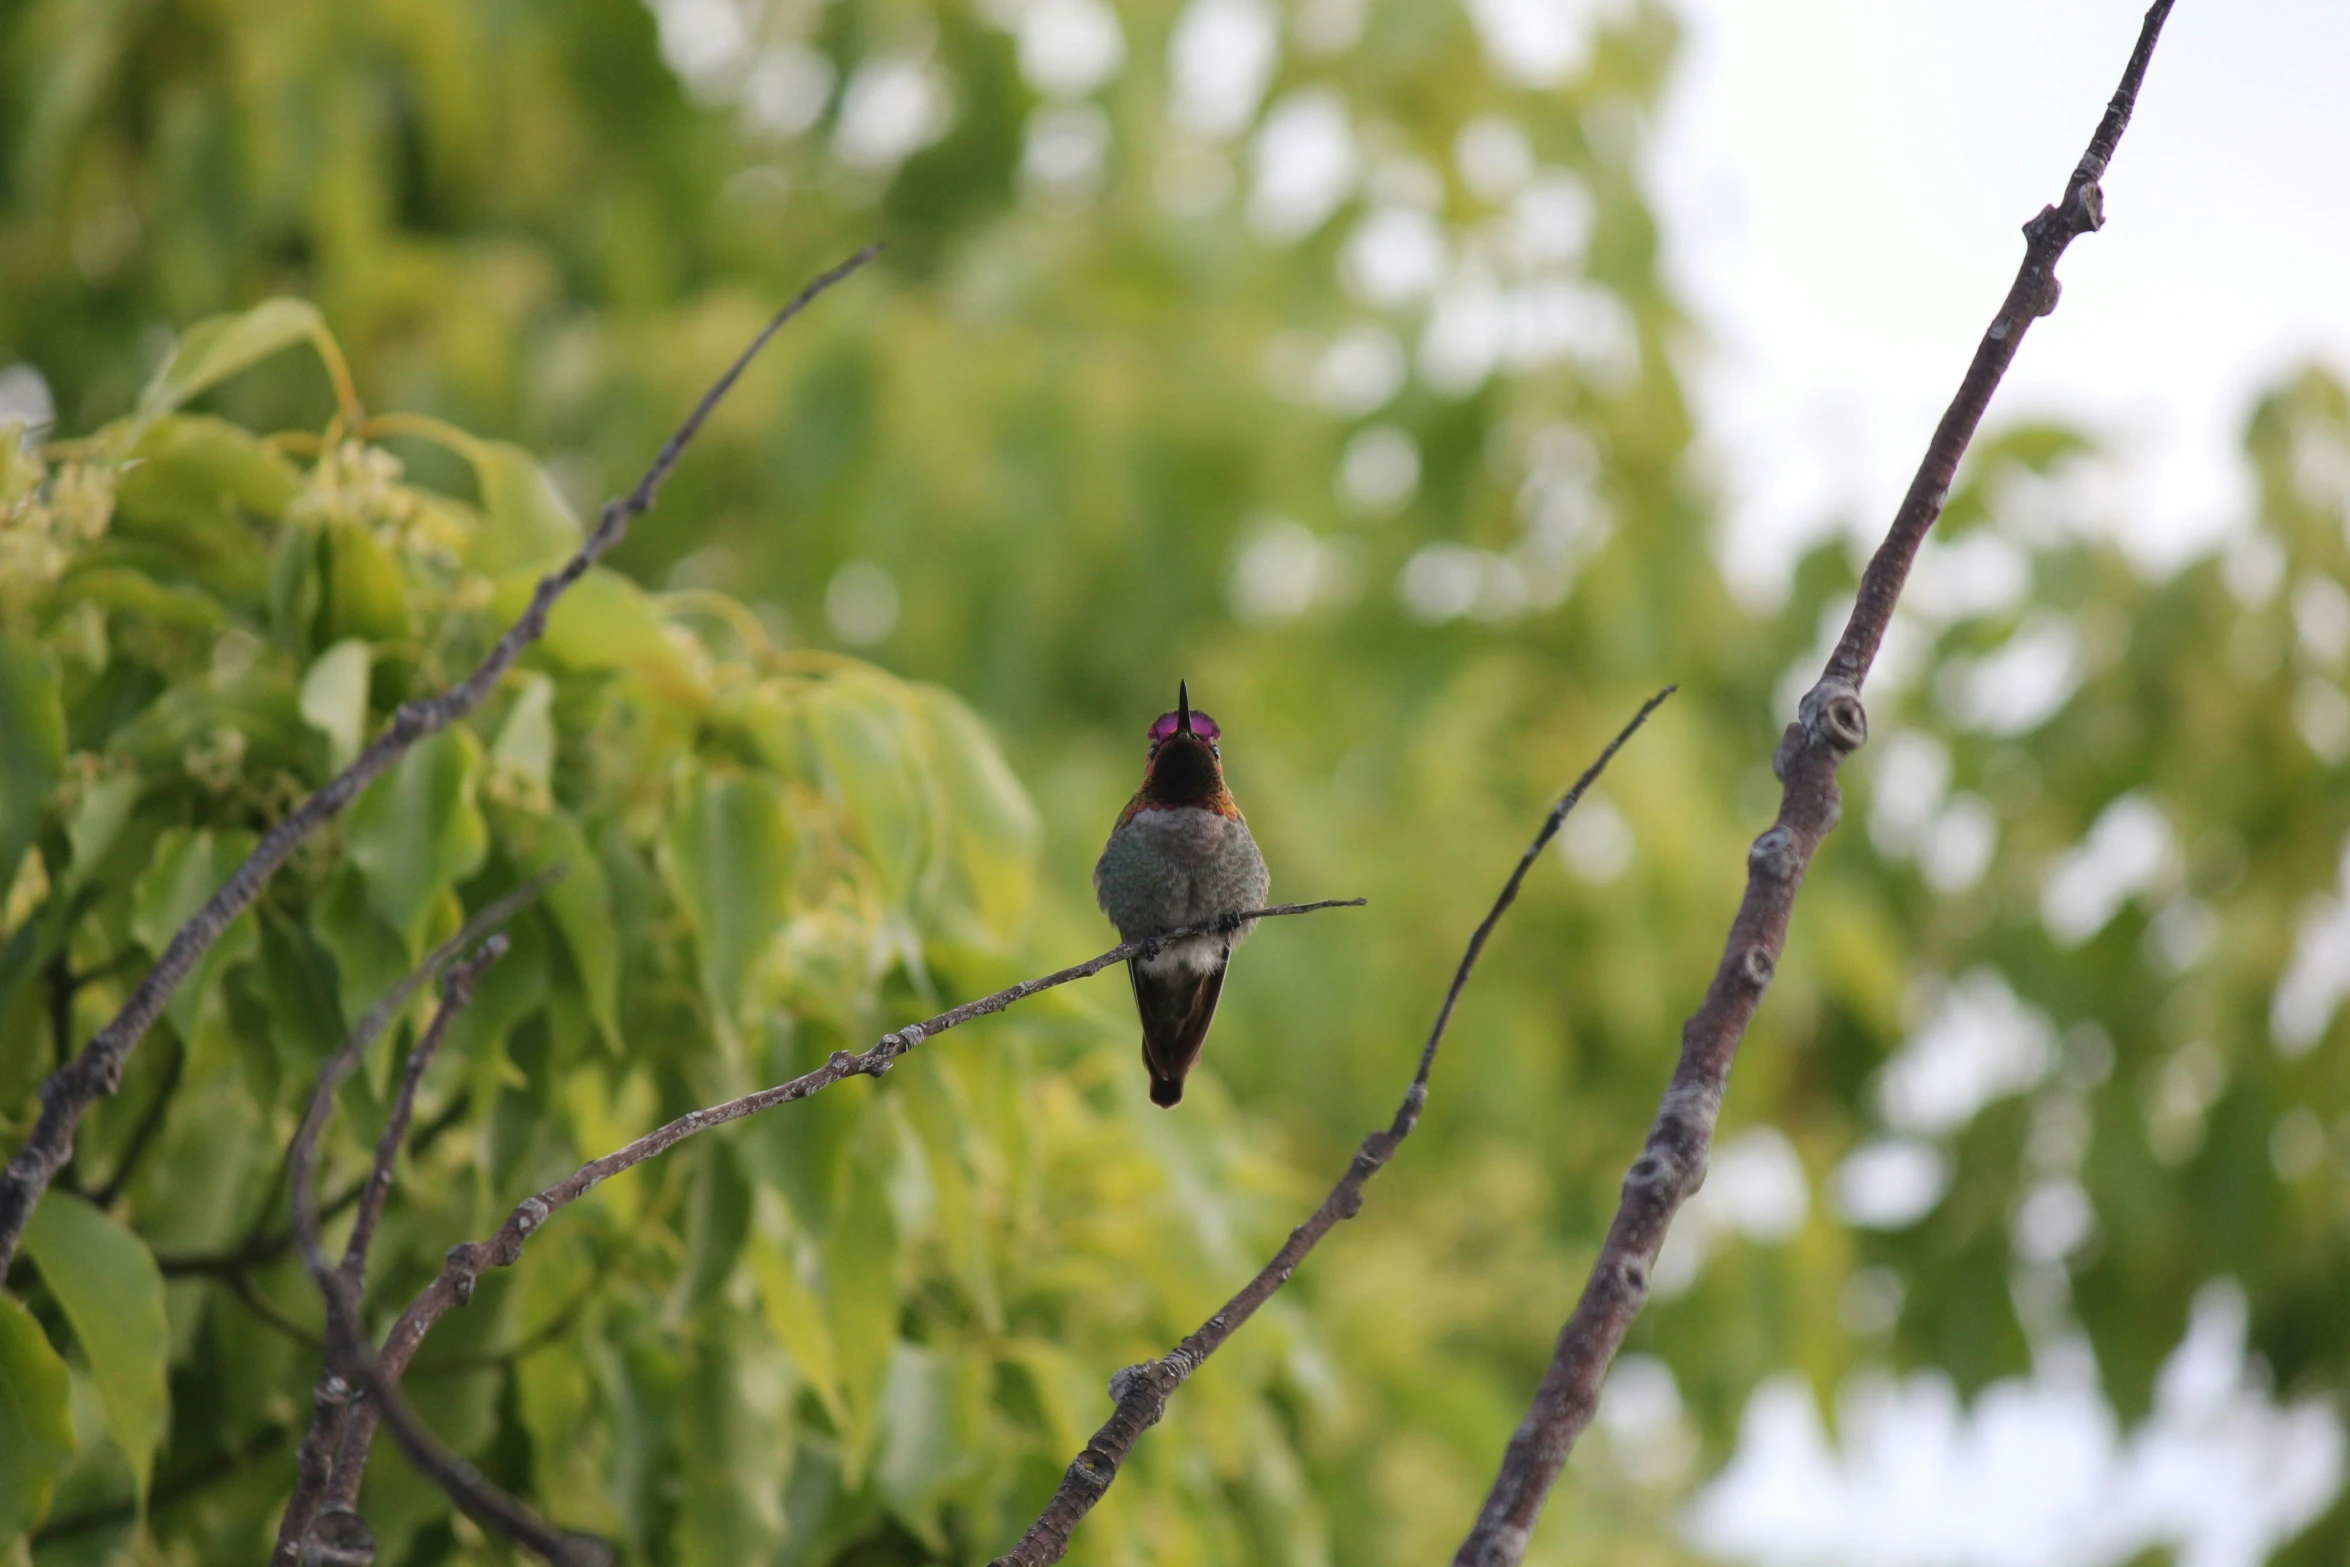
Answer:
[990, 690, 1674, 1567]
[342, 951, 481, 1278]
[0, 245, 883, 1276]
[1451, 8, 2177, 1562]
[291, 940, 610, 1567]
[310, 898, 1367, 1557]
[272, 877, 556, 1567]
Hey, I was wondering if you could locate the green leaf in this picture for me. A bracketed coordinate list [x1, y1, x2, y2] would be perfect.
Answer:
[319, 520, 411, 644]
[51, 565, 229, 632]
[746, 1235, 846, 1432]
[268, 521, 323, 648]
[874, 1342, 958, 1548]
[516, 1329, 615, 1537]
[21, 1194, 168, 1503]
[298, 639, 372, 772]
[912, 683, 1041, 940]
[495, 805, 617, 1041]
[897, 1058, 999, 1331]
[101, 662, 306, 777]
[61, 771, 140, 895]
[660, 765, 792, 1048]
[0, 638, 65, 892]
[123, 413, 302, 518]
[133, 299, 335, 424]
[0, 1293, 73, 1543]
[674, 1141, 754, 1315]
[803, 676, 928, 909]
[490, 674, 556, 791]
[490, 568, 690, 685]
[312, 866, 413, 1062]
[824, 1105, 901, 1487]
[468, 442, 582, 576]
[674, 1312, 791, 1567]
[128, 828, 260, 1036]
[346, 728, 488, 951]
[258, 909, 349, 1071]
[108, 415, 299, 608]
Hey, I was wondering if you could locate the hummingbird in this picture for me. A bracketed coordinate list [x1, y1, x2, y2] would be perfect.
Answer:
[1094, 682, 1271, 1107]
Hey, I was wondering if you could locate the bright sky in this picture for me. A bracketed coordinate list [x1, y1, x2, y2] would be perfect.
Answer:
[1651, 0, 2350, 602]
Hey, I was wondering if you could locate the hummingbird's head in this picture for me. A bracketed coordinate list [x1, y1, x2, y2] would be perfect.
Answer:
[1146, 680, 1221, 760]
[1138, 680, 1230, 806]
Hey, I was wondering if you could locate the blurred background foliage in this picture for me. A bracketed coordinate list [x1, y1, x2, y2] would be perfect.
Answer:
[1, 0, 2348, 1563]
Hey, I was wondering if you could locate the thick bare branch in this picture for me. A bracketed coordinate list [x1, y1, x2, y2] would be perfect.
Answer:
[990, 690, 1674, 1567]
[1451, 8, 2177, 1563]
[0, 246, 882, 1275]
[307, 898, 1366, 1556]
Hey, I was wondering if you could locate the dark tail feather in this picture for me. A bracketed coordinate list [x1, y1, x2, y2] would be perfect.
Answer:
[1129, 955, 1227, 1108]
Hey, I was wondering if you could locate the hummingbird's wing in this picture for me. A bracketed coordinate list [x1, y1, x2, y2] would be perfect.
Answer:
[1128, 949, 1228, 1108]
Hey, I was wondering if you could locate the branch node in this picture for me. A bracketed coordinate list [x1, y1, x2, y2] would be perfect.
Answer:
[1799, 680, 1867, 753]
[1747, 826, 1799, 883]
[1461, 1525, 1531, 1567]
[1107, 1363, 1151, 1404]
[1769, 723, 1803, 783]
[512, 1195, 549, 1238]
[1068, 1449, 1115, 1493]
[445, 1243, 482, 1305]
[300, 1504, 377, 1567]
[1738, 945, 1776, 991]
[2069, 179, 2106, 234]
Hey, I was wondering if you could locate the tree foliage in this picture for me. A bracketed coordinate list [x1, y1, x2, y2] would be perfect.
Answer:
[3, 0, 2349, 1563]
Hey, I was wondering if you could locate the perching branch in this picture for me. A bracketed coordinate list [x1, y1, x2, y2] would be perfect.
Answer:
[1451, 8, 2177, 1563]
[989, 690, 1674, 1567]
[300, 897, 1366, 1562]
[0, 245, 882, 1276]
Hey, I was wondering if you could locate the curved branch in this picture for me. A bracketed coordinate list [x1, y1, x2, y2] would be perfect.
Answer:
[1451, 8, 2177, 1562]
[990, 690, 1674, 1567]
[0, 245, 883, 1275]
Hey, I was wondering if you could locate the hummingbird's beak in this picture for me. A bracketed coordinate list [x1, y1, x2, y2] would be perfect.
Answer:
[1177, 680, 1193, 737]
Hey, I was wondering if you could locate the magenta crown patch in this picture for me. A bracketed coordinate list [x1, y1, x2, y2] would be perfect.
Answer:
[1148, 708, 1220, 745]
